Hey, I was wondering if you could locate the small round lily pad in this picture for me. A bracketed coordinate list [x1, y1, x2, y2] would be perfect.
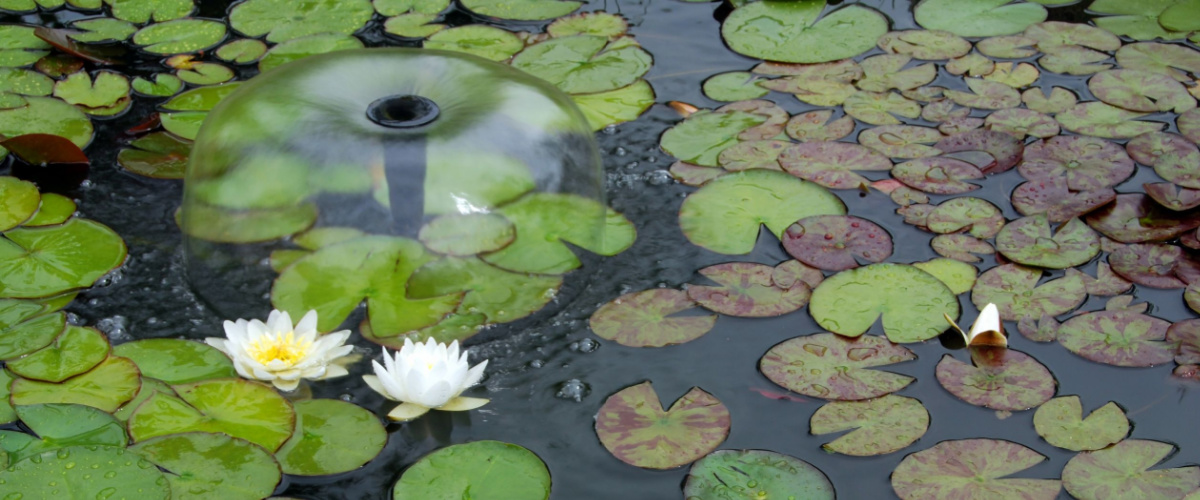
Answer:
[810, 395, 929, 456]
[810, 263, 959, 343]
[892, 439, 1061, 499]
[1012, 177, 1116, 223]
[1033, 396, 1128, 451]
[782, 215, 892, 271]
[935, 128, 1024, 174]
[130, 432, 282, 500]
[722, 2, 888, 63]
[970, 263, 1086, 321]
[926, 197, 1005, 238]
[590, 288, 716, 348]
[994, 215, 1100, 269]
[702, 71, 767, 102]
[760, 333, 917, 401]
[936, 348, 1057, 411]
[595, 381, 729, 470]
[10, 356, 141, 412]
[392, 441, 551, 499]
[892, 157, 984, 195]
[6, 325, 108, 383]
[1063, 440, 1200, 500]
[0, 176, 38, 231]
[785, 110, 855, 143]
[684, 450, 834, 500]
[1057, 310, 1175, 367]
[418, 213, 515, 257]
[686, 261, 812, 317]
[274, 399, 386, 476]
[778, 141, 893, 190]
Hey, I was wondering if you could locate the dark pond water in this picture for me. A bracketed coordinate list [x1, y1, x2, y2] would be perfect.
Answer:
[5, 0, 1200, 498]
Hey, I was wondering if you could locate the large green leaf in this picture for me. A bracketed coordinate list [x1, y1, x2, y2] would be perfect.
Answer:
[1033, 396, 1129, 452]
[810, 395, 929, 456]
[722, 2, 888, 63]
[459, 0, 580, 21]
[660, 109, 766, 167]
[112, 338, 236, 384]
[0, 299, 65, 360]
[107, 0, 194, 23]
[892, 439, 1061, 499]
[392, 441, 551, 499]
[0, 218, 127, 299]
[0, 445, 170, 499]
[408, 257, 561, 326]
[1063, 440, 1200, 499]
[809, 263, 959, 343]
[512, 36, 651, 94]
[0, 25, 51, 68]
[258, 33, 364, 72]
[10, 356, 141, 412]
[914, 0, 1047, 37]
[130, 432, 282, 500]
[0, 404, 126, 465]
[480, 193, 635, 274]
[6, 325, 108, 382]
[0, 97, 93, 159]
[127, 378, 296, 452]
[229, 0, 374, 42]
[274, 399, 386, 476]
[683, 450, 835, 499]
[595, 381, 729, 469]
[132, 19, 226, 55]
[0, 176, 38, 231]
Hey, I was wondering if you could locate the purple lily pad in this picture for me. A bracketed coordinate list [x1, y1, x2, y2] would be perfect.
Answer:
[1082, 262, 1134, 296]
[717, 100, 788, 141]
[1179, 107, 1200, 145]
[921, 99, 969, 123]
[1126, 132, 1200, 189]
[1104, 295, 1148, 314]
[594, 382, 730, 470]
[1056, 102, 1164, 139]
[986, 108, 1060, 139]
[1184, 229, 1200, 250]
[809, 395, 929, 456]
[995, 216, 1100, 269]
[935, 348, 1057, 411]
[772, 259, 824, 290]
[858, 125, 944, 159]
[782, 215, 893, 271]
[1109, 243, 1197, 289]
[877, 30, 970, 60]
[1145, 182, 1200, 211]
[1189, 281, 1200, 315]
[1167, 319, 1200, 365]
[892, 157, 983, 194]
[717, 140, 788, 172]
[1089, 69, 1196, 114]
[1063, 440, 1200, 500]
[892, 439, 1061, 500]
[778, 141, 893, 190]
[1084, 194, 1200, 243]
[1017, 136, 1135, 191]
[938, 116, 984, 135]
[897, 203, 935, 228]
[1017, 314, 1060, 343]
[1057, 310, 1175, 367]
[932, 234, 995, 263]
[944, 78, 1021, 109]
[1012, 177, 1116, 223]
[934, 128, 1024, 174]
[971, 263, 1086, 321]
[669, 161, 724, 187]
[687, 261, 812, 317]
[784, 110, 854, 142]
[759, 333, 916, 401]
[926, 197, 1005, 238]
[589, 289, 717, 348]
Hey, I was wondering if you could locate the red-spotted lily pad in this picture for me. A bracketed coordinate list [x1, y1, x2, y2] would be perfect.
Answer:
[784, 110, 854, 142]
[1126, 132, 1200, 189]
[760, 333, 916, 401]
[129, 432, 281, 499]
[758, 77, 855, 107]
[810, 395, 929, 456]
[782, 215, 892, 271]
[944, 78, 1021, 109]
[1057, 310, 1175, 367]
[932, 234, 995, 263]
[877, 30, 971, 60]
[679, 170, 846, 255]
[936, 348, 1056, 410]
[1012, 177, 1116, 223]
[127, 378, 296, 452]
[684, 450, 834, 500]
[892, 157, 983, 195]
[1018, 136, 1135, 191]
[1109, 243, 1196, 288]
[810, 263, 959, 343]
[1089, 70, 1196, 114]
[971, 264, 1086, 321]
[892, 439, 1062, 499]
[687, 261, 813, 317]
[1145, 183, 1200, 211]
[1056, 102, 1165, 139]
[10, 356, 140, 412]
[594, 381, 729, 470]
[1063, 440, 1200, 500]
[274, 399, 386, 476]
[1084, 194, 1200, 243]
[590, 289, 716, 347]
[934, 128, 1024, 174]
[859, 125, 944, 159]
[1032, 396, 1128, 452]
[926, 197, 1005, 238]
[778, 141, 892, 190]
[995, 216, 1100, 269]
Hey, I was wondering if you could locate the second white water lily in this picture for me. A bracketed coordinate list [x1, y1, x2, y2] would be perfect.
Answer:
[364, 338, 489, 421]
[206, 309, 356, 391]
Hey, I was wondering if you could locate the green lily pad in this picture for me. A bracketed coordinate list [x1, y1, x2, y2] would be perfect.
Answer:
[595, 381, 729, 470]
[858, 124, 943, 159]
[480, 193, 634, 274]
[272, 236, 461, 334]
[778, 141, 892, 190]
[878, 29, 971, 60]
[703, 72, 768, 102]
[1090, 70, 1195, 114]
[1084, 194, 1200, 243]
[10, 356, 141, 412]
[760, 333, 917, 401]
[359, 311, 486, 348]
[374, 0, 449, 15]
[1057, 310, 1175, 367]
[0, 176, 38, 231]
[512, 35, 651, 94]
[274, 399, 386, 476]
[258, 33, 364, 73]
[131, 74, 183, 97]
[1117, 43, 1200, 82]
[0, 300, 64, 361]
[383, 13, 443, 39]
[0, 445, 170, 500]
[133, 19, 226, 55]
[118, 131, 191, 179]
[936, 348, 1056, 410]
[128, 378, 296, 452]
[177, 202, 317, 243]
[1056, 102, 1164, 139]
[68, 18, 135, 43]
[0, 25, 50, 68]
[931, 234, 995, 263]
[547, 11, 626, 38]
[590, 288, 716, 348]
[7, 326, 108, 383]
[0, 219, 127, 299]
[572, 80, 655, 131]
[892, 439, 1061, 499]
[1022, 87, 1077, 114]
[1063, 439, 1200, 500]
[0, 96, 93, 159]
[229, 0, 373, 43]
[112, 339, 236, 384]
[292, 227, 365, 250]
[0, 404, 126, 464]
[912, 258, 977, 295]
[970, 264, 1086, 321]
[418, 213, 515, 257]
[716, 139, 788, 172]
[660, 109, 767, 167]
[926, 197, 1005, 238]
[857, 55, 937, 93]
[460, 0, 579, 21]
[995, 216, 1099, 269]
[0, 369, 13, 424]
[782, 215, 892, 271]
[423, 26, 522, 62]
[811, 394, 928, 457]
[130, 432, 282, 500]
[215, 38, 267, 63]
[722, 2, 888, 64]
[687, 261, 814, 317]
[679, 169, 845, 255]
[113, 378, 174, 423]
[1024, 21, 1120, 51]
[1090, 0, 1188, 41]
[1033, 396, 1128, 452]
[683, 450, 835, 500]
[784, 110, 854, 143]
[176, 62, 233, 85]
[23, 193, 75, 228]
[408, 257, 562, 325]
[810, 263, 958, 343]
[943, 78, 1021, 109]
[844, 91, 921, 125]
[392, 441, 551, 500]
[108, 0, 193, 23]
[915, 0, 1046, 37]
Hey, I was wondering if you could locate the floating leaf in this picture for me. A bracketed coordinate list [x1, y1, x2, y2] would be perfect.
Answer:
[1126, 132, 1200, 189]
[590, 289, 715, 348]
[684, 450, 835, 499]
[229, 0, 373, 43]
[1090, 0, 1188, 41]
[418, 214, 514, 257]
[858, 124, 943, 159]
[944, 78, 1021, 109]
[1023, 86, 1077, 114]
[1108, 243, 1195, 289]
[408, 257, 561, 326]
[995, 215, 1099, 269]
[128, 378, 296, 452]
[1083, 262, 1134, 296]
[892, 157, 983, 195]
[176, 62, 233, 85]
[258, 33, 364, 72]
[844, 91, 921, 125]
[926, 197, 1005, 238]
[461, 0, 579, 21]
[1012, 177, 1116, 223]
[1057, 310, 1175, 367]
[1084, 194, 1200, 243]
[117, 131, 191, 179]
[0, 300, 64, 360]
[595, 382, 729, 470]
[1145, 182, 1200, 211]
[392, 441, 551, 499]
[0, 370, 12, 424]
[547, 11, 627, 38]
[0, 97, 92, 160]
[1018, 135, 1134, 191]
[1025, 21, 1120, 51]
[512, 36, 650, 94]
[936, 348, 1056, 410]
[971, 264, 1085, 321]
[274, 399, 385, 476]
[130, 432, 281, 500]
[480, 193, 633, 274]
[892, 439, 1061, 499]
[718, 139, 788, 172]
[215, 38, 267, 63]
[1090, 70, 1195, 114]
[0, 219, 127, 299]
[0, 177, 37, 231]
[857, 55, 937, 92]
[572, 80, 654, 131]
[0, 403, 126, 464]
[7, 326, 107, 383]
[877, 30, 970, 60]
[983, 61, 1039, 88]
[778, 141, 892, 189]
[912, 258, 977, 294]
[1063, 440, 1200, 500]
[760, 333, 916, 401]
[68, 18, 135, 43]
[811, 263, 958, 343]
[1017, 314, 1060, 342]
[132, 18, 226, 55]
[0, 446, 169, 499]
[10, 356, 140, 412]
[131, 74, 182, 97]
[1056, 102, 1164, 139]
[0, 25, 50, 68]
[112, 338, 236, 384]
[810, 395, 928, 456]
[661, 110, 766, 167]
[931, 233, 995, 263]
[986, 108, 1060, 139]
[782, 215, 892, 271]
[722, 3, 888, 64]
[759, 76, 856, 107]
[1117, 42, 1200, 82]
[947, 52, 996, 77]
[1033, 396, 1128, 451]
[107, 0, 193, 23]
[914, 0, 1047, 37]
[686, 261, 812, 317]
[935, 128, 1023, 174]
[702, 71, 767, 102]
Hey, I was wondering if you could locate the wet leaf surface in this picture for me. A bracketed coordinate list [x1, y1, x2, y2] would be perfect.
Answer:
[913, 258, 977, 294]
[117, 131, 190, 179]
[782, 215, 892, 271]
[810, 263, 958, 343]
[1018, 135, 1134, 191]
[760, 333, 916, 401]
[229, 0, 373, 43]
[512, 36, 650, 94]
[128, 378, 296, 452]
[858, 125, 943, 159]
[995, 216, 1100, 269]
[392, 441, 551, 499]
[274, 399, 386, 476]
[1032, 396, 1128, 452]
[722, 3, 888, 64]
[1012, 177, 1116, 223]
[409, 257, 561, 325]
[10, 355, 140, 412]
[130, 432, 281, 499]
[0, 445, 169, 499]
[460, 0, 580, 21]
[1063, 440, 1200, 500]
[971, 263, 1086, 321]
[877, 29, 970, 60]
[1084, 193, 1200, 243]
[891, 439, 1061, 499]
[595, 381, 729, 470]
[6, 325, 107, 383]
[112, 338, 236, 385]
[915, 0, 1047, 37]
[0, 403, 126, 464]
[932, 234, 995, 263]
[590, 288, 716, 348]
[936, 348, 1056, 411]
[1057, 310, 1175, 367]
[687, 261, 812, 317]
[891, 156, 983, 195]
[778, 141, 892, 189]
[810, 394, 928, 456]
[784, 110, 854, 142]
[684, 449, 835, 499]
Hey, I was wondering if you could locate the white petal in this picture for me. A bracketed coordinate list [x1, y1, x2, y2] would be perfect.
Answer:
[414, 379, 455, 408]
[273, 378, 301, 392]
[362, 374, 394, 400]
[437, 396, 490, 411]
[295, 310, 319, 335]
[320, 364, 349, 380]
[204, 338, 231, 356]
[463, 360, 488, 388]
[387, 403, 430, 422]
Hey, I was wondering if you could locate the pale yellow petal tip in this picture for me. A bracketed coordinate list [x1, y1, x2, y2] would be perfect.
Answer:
[437, 397, 490, 412]
[387, 403, 431, 422]
[967, 303, 1007, 348]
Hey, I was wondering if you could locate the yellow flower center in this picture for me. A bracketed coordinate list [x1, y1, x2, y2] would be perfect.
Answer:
[247, 331, 312, 366]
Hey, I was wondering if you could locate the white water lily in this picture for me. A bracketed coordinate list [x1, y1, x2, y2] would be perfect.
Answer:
[363, 338, 489, 421]
[206, 309, 356, 392]
[945, 303, 1007, 348]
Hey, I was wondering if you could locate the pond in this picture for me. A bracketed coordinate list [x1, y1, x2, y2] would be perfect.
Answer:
[2, 0, 1200, 498]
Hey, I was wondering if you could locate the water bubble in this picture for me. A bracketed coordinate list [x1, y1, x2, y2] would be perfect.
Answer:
[95, 316, 131, 342]
[339, 393, 354, 402]
[614, 146, 627, 156]
[645, 170, 673, 186]
[555, 379, 590, 402]
[569, 338, 599, 353]
[529, 359, 545, 368]
[602, 124, 618, 135]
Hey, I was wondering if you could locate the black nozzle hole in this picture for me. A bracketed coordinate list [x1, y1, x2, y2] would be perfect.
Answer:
[367, 94, 440, 128]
